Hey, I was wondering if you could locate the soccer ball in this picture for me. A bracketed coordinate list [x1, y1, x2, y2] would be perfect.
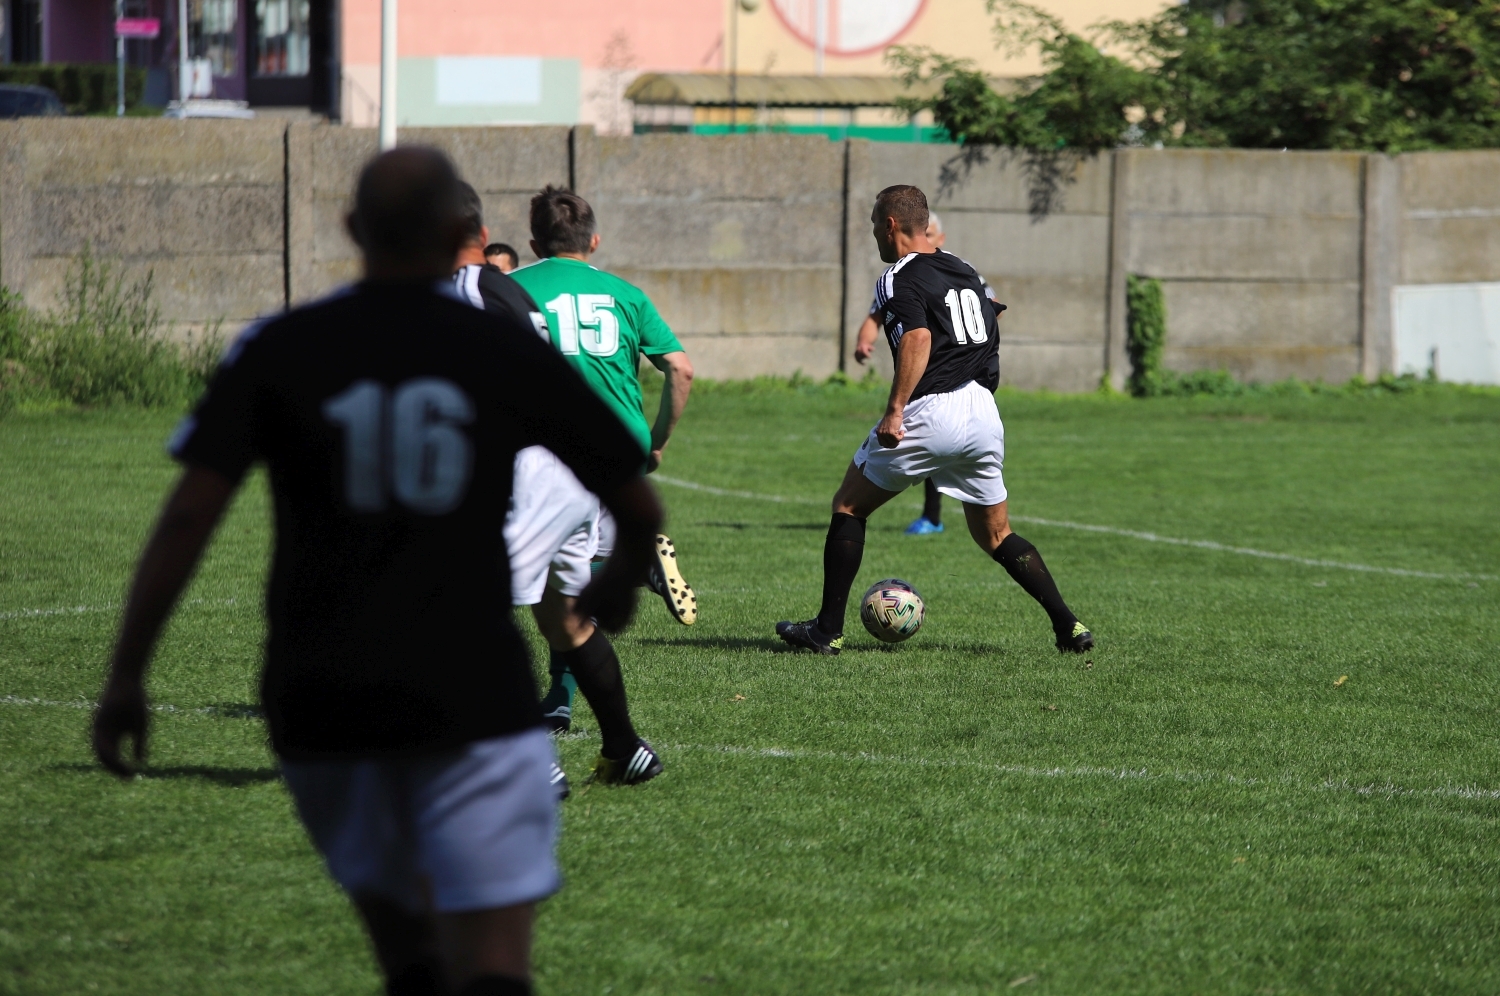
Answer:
[859, 578, 925, 643]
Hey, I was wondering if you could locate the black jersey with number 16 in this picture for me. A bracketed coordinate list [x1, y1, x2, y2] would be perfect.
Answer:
[875, 249, 1000, 401]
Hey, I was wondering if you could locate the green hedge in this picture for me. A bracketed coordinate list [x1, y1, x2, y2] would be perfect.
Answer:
[0, 63, 146, 115]
[1125, 274, 1167, 397]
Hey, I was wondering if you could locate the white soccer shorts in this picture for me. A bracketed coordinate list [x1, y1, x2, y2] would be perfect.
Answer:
[505, 446, 600, 606]
[281, 728, 562, 914]
[854, 379, 1009, 506]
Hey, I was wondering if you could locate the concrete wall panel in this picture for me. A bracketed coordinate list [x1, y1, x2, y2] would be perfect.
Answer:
[1126, 149, 1364, 216]
[1129, 216, 1361, 281]
[676, 333, 840, 381]
[1164, 344, 1359, 384]
[1162, 281, 1360, 349]
[1400, 150, 1500, 212]
[999, 342, 1105, 393]
[24, 255, 286, 327]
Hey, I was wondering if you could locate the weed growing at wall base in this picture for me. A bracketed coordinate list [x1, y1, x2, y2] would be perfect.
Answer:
[0, 250, 222, 416]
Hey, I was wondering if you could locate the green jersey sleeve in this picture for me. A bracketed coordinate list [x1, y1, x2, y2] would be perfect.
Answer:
[634, 294, 684, 357]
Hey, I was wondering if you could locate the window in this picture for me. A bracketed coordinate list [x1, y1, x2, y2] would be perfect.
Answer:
[255, 0, 311, 77]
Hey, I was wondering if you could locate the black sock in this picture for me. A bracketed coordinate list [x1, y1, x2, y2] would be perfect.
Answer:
[558, 629, 638, 760]
[922, 479, 942, 525]
[385, 958, 445, 996]
[993, 533, 1078, 636]
[455, 975, 532, 996]
[816, 512, 867, 636]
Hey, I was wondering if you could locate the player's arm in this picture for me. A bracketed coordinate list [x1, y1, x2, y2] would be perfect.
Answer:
[93, 466, 237, 777]
[853, 314, 881, 364]
[876, 327, 932, 449]
[645, 350, 693, 472]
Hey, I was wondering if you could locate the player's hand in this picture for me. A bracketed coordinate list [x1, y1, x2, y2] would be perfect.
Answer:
[876, 410, 905, 448]
[645, 449, 663, 474]
[854, 341, 873, 364]
[575, 571, 640, 634]
[93, 674, 149, 778]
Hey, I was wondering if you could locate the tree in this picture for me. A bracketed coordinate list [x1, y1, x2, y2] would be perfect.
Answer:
[894, 0, 1500, 156]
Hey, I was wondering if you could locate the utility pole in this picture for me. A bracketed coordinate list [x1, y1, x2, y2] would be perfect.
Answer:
[115, 0, 125, 116]
[177, 0, 189, 105]
[379, 0, 397, 150]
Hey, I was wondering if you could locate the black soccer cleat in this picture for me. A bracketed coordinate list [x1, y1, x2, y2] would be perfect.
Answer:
[1056, 621, 1095, 654]
[774, 619, 844, 656]
[589, 739, 664, 786]
[549, 760, 571, 801]
[647, 533, 697, 625]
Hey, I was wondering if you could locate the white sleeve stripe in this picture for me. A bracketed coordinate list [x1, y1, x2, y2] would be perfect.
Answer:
[464, 267, 484, 309]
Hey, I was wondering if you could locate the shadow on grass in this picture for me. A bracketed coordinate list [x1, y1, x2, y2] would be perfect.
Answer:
[49, 762, 280, 787]
[638, 634, 785, 652]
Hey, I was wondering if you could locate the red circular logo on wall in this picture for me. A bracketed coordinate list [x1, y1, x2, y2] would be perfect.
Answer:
[770, 0, 928, 58]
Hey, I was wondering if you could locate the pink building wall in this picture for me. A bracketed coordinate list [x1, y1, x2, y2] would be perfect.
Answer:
[342, 0, 722, 66]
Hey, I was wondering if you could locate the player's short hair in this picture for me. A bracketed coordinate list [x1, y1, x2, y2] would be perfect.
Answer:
[456, 181, 485, 245]
[351, 146, 464, 261]
[530, 185, 596, 257]
[873, 184, 929, 236]
[484, 242, 518, 266]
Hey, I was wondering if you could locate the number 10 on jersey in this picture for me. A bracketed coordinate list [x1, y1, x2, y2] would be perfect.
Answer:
[943, 288, 989, 345]
[545, 293, 620, 357]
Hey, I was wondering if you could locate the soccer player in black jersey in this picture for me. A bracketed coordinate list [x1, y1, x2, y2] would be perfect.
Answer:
[776, 184, 1093, 655]
[92, 148, 662, 996]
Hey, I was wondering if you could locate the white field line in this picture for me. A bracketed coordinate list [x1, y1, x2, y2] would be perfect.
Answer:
[9, 699, 1491, 802]
[0, 596, 242, 624]
[653, 474, 1494, 582]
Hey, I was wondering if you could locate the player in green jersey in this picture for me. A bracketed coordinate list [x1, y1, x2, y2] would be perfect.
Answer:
[510, 187, 696, 760]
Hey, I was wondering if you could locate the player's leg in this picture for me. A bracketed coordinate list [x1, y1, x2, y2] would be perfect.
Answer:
[431, 904, 534, 995]
[533, 587, 662, 785]
[414, 730, 562, 995]
[962, 500, 1093, 653]
[904, 478, 945, 534]
[353, 896, 446, 996]
[281, 760, 449, 996]
[775, 460, 902, 653]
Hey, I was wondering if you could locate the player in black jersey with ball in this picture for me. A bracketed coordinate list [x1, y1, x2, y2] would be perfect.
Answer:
[776, 184, 1093, 655]
[93, 148, 662, 996]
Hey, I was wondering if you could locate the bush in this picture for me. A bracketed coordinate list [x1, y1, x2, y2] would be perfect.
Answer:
[1125, 274, 1167, 397]
[0, 63, 146, 115]
[0, 248, 222, 415]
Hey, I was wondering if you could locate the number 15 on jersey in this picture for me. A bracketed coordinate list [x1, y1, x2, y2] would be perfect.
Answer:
[545, 293, 620, 358]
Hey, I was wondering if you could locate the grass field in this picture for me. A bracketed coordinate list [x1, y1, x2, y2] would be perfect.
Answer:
[2, 384, 1498, 995]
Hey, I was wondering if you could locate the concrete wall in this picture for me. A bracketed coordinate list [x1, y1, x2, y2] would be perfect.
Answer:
[0, 119, 287, 330]
[584, 132, 846, 380]
[1120, 149, 1366, 385]
[4, 119, 1500, 390]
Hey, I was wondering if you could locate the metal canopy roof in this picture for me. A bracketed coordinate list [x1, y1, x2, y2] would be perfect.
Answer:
[625, 73, 1018, 109]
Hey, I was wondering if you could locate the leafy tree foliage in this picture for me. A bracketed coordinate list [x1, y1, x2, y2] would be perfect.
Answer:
[893, 0, 1500, 154]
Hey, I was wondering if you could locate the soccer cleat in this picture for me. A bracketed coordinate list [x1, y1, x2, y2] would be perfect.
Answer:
[542, 704, 571, 735]
[589, 739, 663, 786]
[904, 517, 945, 535]
[648, 533, 697, 625]
[549, 760, 571, 801]
[774, 619, 844, 655]
[1056, 621, 1095, 654]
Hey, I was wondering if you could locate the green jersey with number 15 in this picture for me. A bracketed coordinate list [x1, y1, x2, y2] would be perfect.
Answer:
[509, 257, 683, 457]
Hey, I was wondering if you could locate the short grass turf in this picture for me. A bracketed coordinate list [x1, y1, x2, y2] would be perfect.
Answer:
[2, 386, 1498, 996]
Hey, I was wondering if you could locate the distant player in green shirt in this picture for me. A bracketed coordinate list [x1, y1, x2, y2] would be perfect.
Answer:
[510, 187, 696, 766]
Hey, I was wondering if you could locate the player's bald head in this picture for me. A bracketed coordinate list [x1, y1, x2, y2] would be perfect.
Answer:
[348, 147, 466, 274]
[873, 185, 929, 236]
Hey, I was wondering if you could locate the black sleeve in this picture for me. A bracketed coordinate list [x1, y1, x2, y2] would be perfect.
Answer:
[884, 268, 930, 343]
[167, 322, 268, 483]
[496, 328, 644, 495]
[478, 268, 548, 339]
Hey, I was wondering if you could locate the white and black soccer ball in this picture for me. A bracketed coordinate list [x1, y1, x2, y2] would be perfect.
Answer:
[859, 578, 925, 644]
